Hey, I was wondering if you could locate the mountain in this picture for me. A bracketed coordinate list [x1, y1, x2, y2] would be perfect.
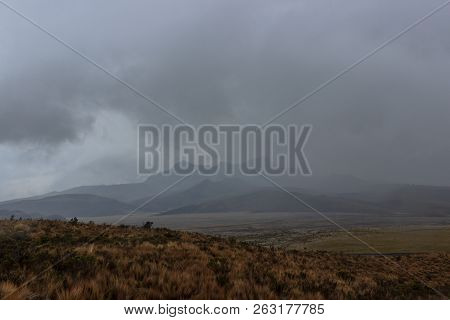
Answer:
[29, 160, 377, 205]
[0, 209, 33, 219]
[133, 178, 259, 212]
[164, 189, 391, 214]
[4, 158, 450, 218]
[48, 162, 244, 203]
[54, 177, 182, 203]
[280, 174, 379, 194]
[378, 185, 450, 216]
[166, 183, 450, 216]
[0, 194, 134, 218]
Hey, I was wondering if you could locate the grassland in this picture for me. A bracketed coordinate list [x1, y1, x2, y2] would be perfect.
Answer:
[0, 220, 449, 299]
[236, 226, 450, 254]
[299, 227, 450, 253]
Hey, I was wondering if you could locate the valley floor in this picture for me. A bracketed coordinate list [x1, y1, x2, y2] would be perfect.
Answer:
[295, 227, 450, 253]
[82, 211, 450, 253]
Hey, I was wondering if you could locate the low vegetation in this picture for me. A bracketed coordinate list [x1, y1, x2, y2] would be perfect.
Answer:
[300, 227, 450, 253]
[0, 220, 448, 299]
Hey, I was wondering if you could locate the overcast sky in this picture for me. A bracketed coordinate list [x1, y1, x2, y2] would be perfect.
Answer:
[1, 0, 450, 201]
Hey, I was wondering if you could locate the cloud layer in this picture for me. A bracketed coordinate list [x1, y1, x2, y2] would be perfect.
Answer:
[1, 0, 450, 199]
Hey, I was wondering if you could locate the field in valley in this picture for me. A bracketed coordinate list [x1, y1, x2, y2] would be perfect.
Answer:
[83, 211, 450, 254]
[298, 227, 450, 253]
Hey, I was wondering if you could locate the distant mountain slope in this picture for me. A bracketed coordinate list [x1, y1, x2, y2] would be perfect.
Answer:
[16, 161, 381, 205]
[0, 209, 32, 219]
[164, 189, 391, 214]
[56, 178, 184, 203]
[0, 194, 134, 218]
[166, 183, 450, 216]
[58, 183, 154, 203]
[134, 178, 259, 212]
[379, 185, 450, 216]
[51, 164, 241, 203]
[4, 163, 450, 218]
[281, 173, 380, 194]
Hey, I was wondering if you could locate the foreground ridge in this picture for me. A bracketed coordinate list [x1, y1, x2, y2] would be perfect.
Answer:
[0, 220, 448, 299]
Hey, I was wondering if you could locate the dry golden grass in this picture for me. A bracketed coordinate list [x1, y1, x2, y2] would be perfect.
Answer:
[0, 220, 448, 299]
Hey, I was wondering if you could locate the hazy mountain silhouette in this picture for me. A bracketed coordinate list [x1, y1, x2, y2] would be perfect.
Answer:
[47, 162, 241, 202]
[0, 209, 32, 219]
[377, 185, 450, 216]
[0, 194, 133, 218]
[3, 160, 450, 218]
[134, 178, 258, 212]
[164, 189, 392, 214]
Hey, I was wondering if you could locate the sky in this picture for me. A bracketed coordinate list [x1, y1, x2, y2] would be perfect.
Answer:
[1, 0, 450, 201]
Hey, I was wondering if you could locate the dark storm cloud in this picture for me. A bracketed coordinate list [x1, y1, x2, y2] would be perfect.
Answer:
[1, 0, 450, 198]
[0, 103, 93, 145]
[0, 59, 97, 145]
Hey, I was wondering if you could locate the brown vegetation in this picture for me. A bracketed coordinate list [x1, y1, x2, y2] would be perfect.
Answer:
[0, 220, 448, 299]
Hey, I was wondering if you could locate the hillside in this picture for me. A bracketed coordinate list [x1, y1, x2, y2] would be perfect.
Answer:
[0, 220, 448, 299]
[162, 182, 450, 216]
[44, 163, 246, 203]
[0, 209, 32, 219]
[0, 194, 133, 218]
[379, 185, 450, 216]
[134, 178, 257, 212]
[165, 189, 391, 214]
[4, 172, 450, 218]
